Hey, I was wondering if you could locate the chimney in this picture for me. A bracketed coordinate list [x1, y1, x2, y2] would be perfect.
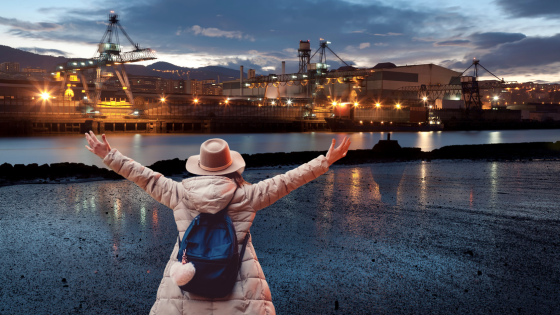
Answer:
[240, 65, 244, 96]
[282, 61, 285, 75]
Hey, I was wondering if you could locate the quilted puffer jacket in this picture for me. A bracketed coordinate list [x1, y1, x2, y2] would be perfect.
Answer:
[103, 149, 330, 315]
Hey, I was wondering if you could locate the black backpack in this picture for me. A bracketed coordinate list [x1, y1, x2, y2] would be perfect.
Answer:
[177, 208, 250, 298]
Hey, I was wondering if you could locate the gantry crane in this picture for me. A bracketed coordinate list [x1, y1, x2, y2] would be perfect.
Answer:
[55, 12, 156, 114]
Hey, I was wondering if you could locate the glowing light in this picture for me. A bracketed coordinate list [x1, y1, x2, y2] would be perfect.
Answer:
[160, 98, 166, 102]
[287, 100, 292, 105]
[396, 104, 401, 109]
[332, 102, 337, 106]
[422, 97, 427, 101]
[41, 92, 50, 100]
[375, 103, 380, 107]
[194, 99, 199, 103]
[354, 102, 358, 106]
[493, 96, 499, 100]
[225, 100, 229, 104]
[271, 101, 275, 105]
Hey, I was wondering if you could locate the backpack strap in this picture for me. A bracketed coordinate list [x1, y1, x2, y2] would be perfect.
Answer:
[238, 231, 250, 270]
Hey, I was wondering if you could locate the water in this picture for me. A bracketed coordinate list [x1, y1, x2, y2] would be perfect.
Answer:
[1, 129, 560, 167]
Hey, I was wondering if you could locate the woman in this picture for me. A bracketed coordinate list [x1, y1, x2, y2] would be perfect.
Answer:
[85, 131, 351, 315]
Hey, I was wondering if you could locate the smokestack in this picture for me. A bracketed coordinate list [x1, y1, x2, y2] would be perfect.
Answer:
[282, 61, 285, 75]
[240, 65, 244, 96]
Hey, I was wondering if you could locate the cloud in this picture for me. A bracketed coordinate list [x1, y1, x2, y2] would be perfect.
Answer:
[18, 47, 69, 56]
[495, 0, 560, 18]
[434, 39, 470, 46]
[351, 29, 366, 33]
[373, 32, 403, 36]
[190, 25, 255, 41]
[469, 32, 526, 49]
[444, 34, 560, 74]
[359, 42, 370, 49]
[0, 16, 61, 31]
[374, 43, 388, 46]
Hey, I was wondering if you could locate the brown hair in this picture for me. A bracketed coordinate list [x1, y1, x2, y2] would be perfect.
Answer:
[224, 171, 251, 188]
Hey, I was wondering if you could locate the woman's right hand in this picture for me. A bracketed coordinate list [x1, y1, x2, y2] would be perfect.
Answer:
[85, 131, 112, 159]
[326, 136, 351, 166]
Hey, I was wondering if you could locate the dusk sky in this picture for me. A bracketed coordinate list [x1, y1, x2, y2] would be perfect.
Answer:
[2, 0, 560, 82]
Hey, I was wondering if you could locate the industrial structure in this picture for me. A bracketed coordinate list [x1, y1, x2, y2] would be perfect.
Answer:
[54, 12, 156, 114]
[2, 21, 560, 136]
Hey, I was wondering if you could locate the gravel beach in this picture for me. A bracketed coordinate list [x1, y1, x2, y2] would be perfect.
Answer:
[1, 160, 559, 314]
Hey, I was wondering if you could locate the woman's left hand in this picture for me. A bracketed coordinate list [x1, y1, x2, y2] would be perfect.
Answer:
[85, 131, 112, 159]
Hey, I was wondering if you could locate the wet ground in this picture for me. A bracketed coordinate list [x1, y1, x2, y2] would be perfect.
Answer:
[1, 160, 559, 314]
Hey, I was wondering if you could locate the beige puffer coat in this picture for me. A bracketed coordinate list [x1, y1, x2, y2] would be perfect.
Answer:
[102, 149, 330, 315]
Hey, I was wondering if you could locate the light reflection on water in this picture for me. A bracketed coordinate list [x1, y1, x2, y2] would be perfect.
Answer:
[2, 129, 560, 167]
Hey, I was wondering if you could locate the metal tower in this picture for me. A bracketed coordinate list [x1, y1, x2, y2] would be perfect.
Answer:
[55, 11, 156, 114]
[310, 39, 349, 67]
[458, 59, 503, 114]
[298, 40, 311, 73]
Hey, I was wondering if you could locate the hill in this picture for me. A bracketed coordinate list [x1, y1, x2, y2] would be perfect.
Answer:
[0, 45, 245, 81]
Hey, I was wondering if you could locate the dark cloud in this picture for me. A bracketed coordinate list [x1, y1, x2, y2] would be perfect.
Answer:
[18, 47, 69, 57]
[495, 0, 560, 18]
[0, 16, 61, 31]
[470, 32, 526, 49]
[434, 39, 470, 46]
[27, 0, 436, 60]
[445, 34, 560, 75]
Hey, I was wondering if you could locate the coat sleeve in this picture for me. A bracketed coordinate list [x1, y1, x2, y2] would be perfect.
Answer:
[102, 149, 184, 209]
[245, 155, 330, 212]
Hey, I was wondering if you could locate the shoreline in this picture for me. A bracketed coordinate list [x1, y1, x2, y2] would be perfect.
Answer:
[1, 140, 560, 187]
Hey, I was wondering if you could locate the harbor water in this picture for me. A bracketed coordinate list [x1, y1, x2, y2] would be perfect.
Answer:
[1, 129, 560, 167]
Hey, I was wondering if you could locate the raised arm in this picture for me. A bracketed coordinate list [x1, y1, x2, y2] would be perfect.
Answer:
[85, 131, 184, 209]
[246, 136, 351, 211]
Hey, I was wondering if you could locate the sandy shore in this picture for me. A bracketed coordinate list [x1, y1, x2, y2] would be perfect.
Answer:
[1, 161, 559, 314]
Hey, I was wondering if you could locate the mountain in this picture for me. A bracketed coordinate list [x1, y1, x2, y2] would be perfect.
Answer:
[0, 45, 67, 70]
[0, 45, 245, 82]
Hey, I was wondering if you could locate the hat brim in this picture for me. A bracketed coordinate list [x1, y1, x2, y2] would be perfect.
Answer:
[185, 150, 246, 176]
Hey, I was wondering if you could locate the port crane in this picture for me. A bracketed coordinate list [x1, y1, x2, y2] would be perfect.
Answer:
[247, 39, 364, 104]
[396, 59, 506, 112]
[55, 12, 156, 114]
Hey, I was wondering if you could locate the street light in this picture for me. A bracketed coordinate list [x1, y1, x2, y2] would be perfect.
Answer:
[160, 97, 166, 102]
[422, 97, 427, 101]
[194, 98, 199, 104]
[41, 92, 50, 100]
[375, 103, 380, 107]
[354, 102, 358, 107]
[396, 103, 401, 109]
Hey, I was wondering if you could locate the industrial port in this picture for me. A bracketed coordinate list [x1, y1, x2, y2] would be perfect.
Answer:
[1, 13, 560, 136]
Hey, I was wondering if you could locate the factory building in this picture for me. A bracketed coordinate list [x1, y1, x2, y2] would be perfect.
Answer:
[222, 63, 460, 106]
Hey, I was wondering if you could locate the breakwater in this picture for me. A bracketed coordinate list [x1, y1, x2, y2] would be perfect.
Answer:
[2, 140, 560, 186]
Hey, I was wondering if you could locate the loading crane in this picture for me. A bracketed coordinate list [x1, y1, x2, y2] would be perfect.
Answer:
[246, 39, 364, 104]
[395, 59, 507, 112]
[55, 12, 156, 114]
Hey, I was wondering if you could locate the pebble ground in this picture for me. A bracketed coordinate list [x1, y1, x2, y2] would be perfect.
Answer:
[1, 160, 559, 314]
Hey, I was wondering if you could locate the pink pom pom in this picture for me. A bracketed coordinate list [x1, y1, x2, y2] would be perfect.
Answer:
[170, 261, 196, 286]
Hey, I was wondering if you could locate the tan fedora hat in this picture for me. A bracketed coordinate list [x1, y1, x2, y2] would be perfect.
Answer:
[186, 138, 245, 176]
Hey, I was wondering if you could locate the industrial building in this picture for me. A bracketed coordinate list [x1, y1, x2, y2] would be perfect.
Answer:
[223, 62, 460, 106]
